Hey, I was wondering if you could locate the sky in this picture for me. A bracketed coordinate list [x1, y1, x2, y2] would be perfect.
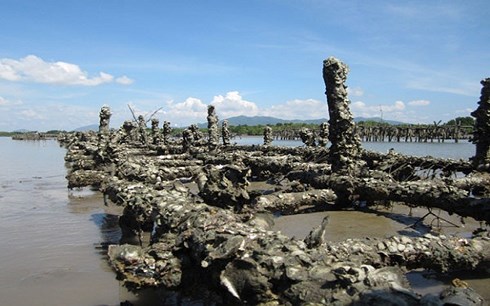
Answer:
[0, 0, 489, 131]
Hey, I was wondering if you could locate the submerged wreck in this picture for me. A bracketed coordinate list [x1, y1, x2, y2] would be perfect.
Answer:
[60, 58, 490, 305]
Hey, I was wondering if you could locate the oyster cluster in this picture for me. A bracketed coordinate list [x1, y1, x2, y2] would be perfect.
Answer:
[58, 58, 490, 305]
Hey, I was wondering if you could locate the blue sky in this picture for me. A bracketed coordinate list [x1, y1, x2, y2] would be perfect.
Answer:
[0, 0, 488, 131]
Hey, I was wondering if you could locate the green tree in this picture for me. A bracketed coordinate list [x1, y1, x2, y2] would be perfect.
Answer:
[445, 116, 474, 126]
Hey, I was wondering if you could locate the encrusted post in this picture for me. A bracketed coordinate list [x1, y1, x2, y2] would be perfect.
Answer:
[471, 78, 490, 171]
[122, 120, 137, 143]
[322, 57, 362, 174]
[318, 122, 329, 147]
[137, 115, 148, 145]
[162, 121, 172, 145]
[151, 118, 160, 145]
[263, 126, 273, 146]
[98, 106, 111, 134]
[182, 127, 193, 152]
[299, 127, 316, 147]
[222, 119, 231, 146]
[207, 105, 219, 150]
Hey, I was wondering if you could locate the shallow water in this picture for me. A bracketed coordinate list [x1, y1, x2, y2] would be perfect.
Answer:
[0, 137, 487, 305]
[273, 205, 490, 300]
[0, 138, 136, 306]
[235, 136, 475, 159]
[236, 137, 488, 300]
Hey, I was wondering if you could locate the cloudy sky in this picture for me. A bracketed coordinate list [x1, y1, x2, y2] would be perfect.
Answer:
[0, 0, 488, 131]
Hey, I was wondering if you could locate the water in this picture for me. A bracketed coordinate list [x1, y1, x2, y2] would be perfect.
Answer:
[362, 140, 474, 159]
[0, 137, 485, 305]
[235, 136, 475, 160]
[0, 138, 135, 306]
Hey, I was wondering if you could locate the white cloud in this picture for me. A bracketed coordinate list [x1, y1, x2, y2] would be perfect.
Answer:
[351, 101, 366, 108]
[391, 101, 406, 111]
[347, 99, 430, 123]
[347, 87, 364, 97]
[262, 98, 326, 120]
[119, 97, 214, 128]
[211, 91, 259, 118]
[351, 100, 405, 115]
[0, 101, 103, 131]
[116, 75, 134, 85]
[0, 55, 132, 86]
[350, 100, 436, 123]
[129, 92, 259, 127]
[19, 109, 45, 120]
[127, 92, 327, 127]
[127, 94, 327, 127]
[158, 97, 209, 126]
[0, 61, 20, 81]
[0, 89, 441, 131]
[0, 96, 22, 106]
[174, 97, 208, 113]
[408, 99, 430, 106]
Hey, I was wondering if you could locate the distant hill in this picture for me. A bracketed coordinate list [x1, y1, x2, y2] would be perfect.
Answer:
[196, 116, 329, 128]
[227, 115, 285, 126]
[76, 116, 405, 131]
[225, 116, 329, 126]
[73, 124, 98, 132]
[354, 117, 404, 125]
[199, 116, 404, 126]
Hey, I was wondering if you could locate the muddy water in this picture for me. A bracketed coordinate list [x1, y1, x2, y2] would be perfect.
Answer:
[0, 138, 143, 306]
[0, 137, 487, 305]
[241, 137, 489, 300]
[273, 199, 490, 300]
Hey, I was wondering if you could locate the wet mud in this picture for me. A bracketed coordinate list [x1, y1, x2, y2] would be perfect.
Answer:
[274, 205, 490, 301]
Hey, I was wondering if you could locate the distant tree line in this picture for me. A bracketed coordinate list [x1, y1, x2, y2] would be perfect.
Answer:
[224, 117, 476, 136]
[444, 116, 474, 126]
[0, 116, 475, 138]
[0, 130, 67, 137]
[168, 123, 321, 137]
[357, 116, 474, 128]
